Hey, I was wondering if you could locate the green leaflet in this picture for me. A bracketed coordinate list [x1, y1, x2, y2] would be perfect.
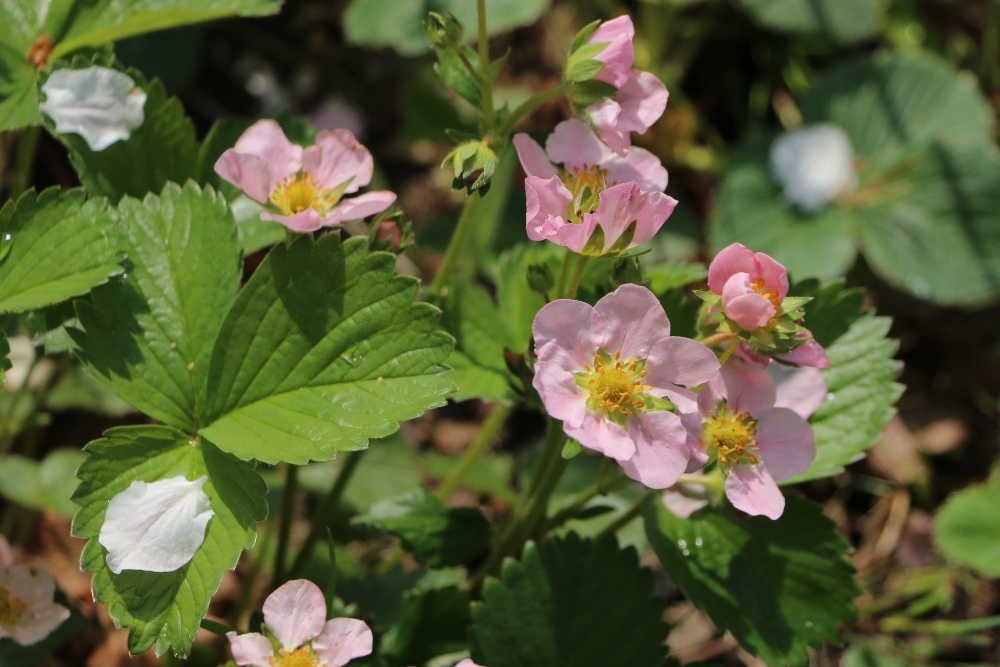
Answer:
[644, 496, 859, 667]
[71, 182, 241, 431]
[934, 478, 1000, 577]
[470, 534, 669, 667]
[71, 425, 267, 657]
[736, 0, 881, 43]
[0, 187, 123, 313]
[0, 449, 86, 518]
[199, 234, 454, 464]
[380, 585, 471, 667]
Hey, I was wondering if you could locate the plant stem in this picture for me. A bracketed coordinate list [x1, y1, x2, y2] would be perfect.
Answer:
[288, 450, 364, 579]
[428, 190, 483, 297]
[677, 472, 723, 490]
[542, 463, 630, 533]
[10, 127, 39, 199]
[477, 0, 495, 131]
[273, 464, 298, 585]
[436, 403, 512, 501]
[597, 492, 649, 539]
[555, 248, 572, 298]
[495, 82, 572, 138]
[200, 618, 240, 637]
[698, 332, 736, 348]
[231, 516, 274, 627]
[717, 335, 740, 367]
[565, 255, 589, 299]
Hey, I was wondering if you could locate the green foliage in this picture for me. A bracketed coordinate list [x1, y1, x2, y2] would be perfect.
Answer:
[0, 449, 86, 518]
[72, 182, 241, 431]
[0, 188, 123, 313]
[381, 585, 471, 666]
[645, 496, 859, 667]
[470, 534, 669, 667]
[41, 60, 199, 203]
[0, 331, 9, 387]
[934, 478, 1000, 577]
[353, 489, 491, 567]
[199, 235, 454, 464]
[736, 0, 881, 43]
[72, 425, 267, 657]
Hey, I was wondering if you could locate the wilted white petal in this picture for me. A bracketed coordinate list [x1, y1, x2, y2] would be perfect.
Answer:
[99, 475, 213, 574]
[40, 67, 146, 151]
[769, 123, 856, 213]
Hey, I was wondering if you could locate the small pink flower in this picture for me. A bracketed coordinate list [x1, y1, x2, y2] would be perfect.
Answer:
[215, 119, 396, 233]
[736, 332, 830, 369]
[0, 563, 70, 646]
[227, 580, 372, 667]
[586, 15, 635, 89]
[682, 358, 818, 519]
[533, 284, 720, 488]
[589, 69, 668, 156]
[709, 242, 789, 332]
[455, 661, 486, 667]
[514, 119, 675, 255]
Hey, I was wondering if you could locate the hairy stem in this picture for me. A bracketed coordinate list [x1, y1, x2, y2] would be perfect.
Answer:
[436, 403, 512, 501]
[477, 0, 495, 131]
[717, 335, 741, 367]
[201, 618, 240, 637]
[597, 492, 649, 539]
[273, 464, 298, 584]
[428, 190, 483, 297]
[565, 255, 589, 300]
[698, 331, 736, 348]
[10, 127, 39, 199]
[495, 82, 572, 138]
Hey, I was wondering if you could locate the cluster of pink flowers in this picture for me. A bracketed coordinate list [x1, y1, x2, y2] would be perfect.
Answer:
[0, 535, 70, 646]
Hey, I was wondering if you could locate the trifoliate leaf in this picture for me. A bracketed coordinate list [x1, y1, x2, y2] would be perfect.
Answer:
[381, 585, 471, 667]
[353, 490, 491, 567]
[71, 182, 241, 431]
[0, 188, 123, 313]
[72, 425, 267, 658]
[470, 534, 669, 667]
[644, 496, 858, 667]
[199, 235, 454, 464]
[934, 479, 1000, 577]
[736, 0, 881, 43]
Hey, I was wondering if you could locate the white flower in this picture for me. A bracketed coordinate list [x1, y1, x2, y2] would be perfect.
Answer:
[769, 123, 856, 213]
[39, 67, 147, 152]
[0, 564, 70, 645]
[99, 475, 213, 574]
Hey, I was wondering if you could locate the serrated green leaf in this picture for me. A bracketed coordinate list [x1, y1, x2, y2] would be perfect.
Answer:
[644, 496, 859, 667]
[199, 235, 454, 464]
[435, 48, 481, 107]
[381, 585, 471, 667]
[0, 448, 85, 517]
[353, 489, 491, 567]
[71, 181, 241, 431]
[792, 313, 902, 482]
[934, 480, 1000, 577]
[71, 425, 267, 657]
[0, 188, 123, 313]
[736, 0, 881, 43]
[0, 42, 41, 131]
[471, 534, 668, 667]
[795, 279, 864, 348]
[41, 61, 199, 203]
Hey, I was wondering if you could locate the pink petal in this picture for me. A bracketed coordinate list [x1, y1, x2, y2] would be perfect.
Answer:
[645, 336, 720, 389]
[313, 618, 373, 667]
[214, 150, 276, 204]
[227, 632, 274, 667]
[755, 407, 816, 481]
[323, 191, 397, 227]
[721, 272, 755, 304]
[525, 176, 573, 242]
[532, 362, 589, 429]
[625, 191, 677, 248]
[304, 129, 374, 192]
[724, 293, 775, 331]
[587, 15, 635, 89]
[615, 70, 669, 135]
[513, 134, 557, 179]
[604, 147, 668, 193]
[585, 184, 675, 253]
[771, 366, 827, 419]
[698, 358, 775, 417]
[10, 605, 69, 646]
[234, 119, 302, 183]
[455, 661, 486, 667]
[661, 481, 711, 518]
[263, 579, 327, 651]
[708, 243, 759, 294]
[589, 99, 629, 156]
[564, 411, 636, 461]
[546, 119, 613, 170]
[725, 465, 784, 519]
[776, 333, 830, 368]
[754, 251, 789, 302]
[554, 215, 597, 252]
[733, 342, 770, 367]
[594, 283, 670, 360]
[533, 299, 605, 371]
[681, 412, 710, 472]
[261, 209, 324, 233]
[619, 411, 689, 489]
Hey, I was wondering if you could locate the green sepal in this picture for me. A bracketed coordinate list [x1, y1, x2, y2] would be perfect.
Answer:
[569, 20, 602, 54]
[561, 439, 583, 459]
[569, 79, 618, 106]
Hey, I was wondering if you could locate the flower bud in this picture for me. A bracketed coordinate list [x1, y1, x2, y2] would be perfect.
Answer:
[610, 256, 646, 288]
[527, 263, 555, 295]
[424, 11, 464, 51]
[442, 139, 498, 195]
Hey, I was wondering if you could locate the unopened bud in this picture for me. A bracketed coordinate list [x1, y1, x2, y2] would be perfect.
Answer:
[442, 138, 498, 195]
[424, 12, 464, 51]
[610, 256, 646, 288]
[527, 263, 555, 295]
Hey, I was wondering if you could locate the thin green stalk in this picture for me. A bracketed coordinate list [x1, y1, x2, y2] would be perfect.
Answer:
[555, 249, 573, 298]
[436, 403, 512, 501]
[288, 450, 365, 579]
[428, 190, 483, 296]
[597, 492, 649, 539]
[717, 335, 740, 367]
[477, 0, 495, 131]
[542, 464, 630, 533]
[201, 618, 240, 637]
[495, 82, 572, 138]
[10, 127, 39, 199]
[565, 255, 589, 299]
[273, 464, 298, 584]
[698, 332, 735, 348]
[0, 355, 42, 456]
[231, 516, 274, 626]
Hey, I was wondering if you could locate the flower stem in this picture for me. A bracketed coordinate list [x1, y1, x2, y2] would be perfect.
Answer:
[428, 190, 483, 297]
[288, 450, 365, 580]
[495, 82, 572, 139]
[698, 332, 736, 348]
[273, 464, 298, 584]
[541, 462, 630, 533]
[565, 254, 589, 300]
[477, 0, 495, 131]
[677, 473, 723, 490]
[436, 403, 512, 501]
[717, 335, 740, 367]
[596, 492, 650, 539]
[9, 127, 39, 199]
[201, 618, 240, 637]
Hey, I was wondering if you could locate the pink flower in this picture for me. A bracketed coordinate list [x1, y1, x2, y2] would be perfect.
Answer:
[736, 332, 830, 369]
[586, 15, 635, 89]
[0, 562, 70, 646]
[589, 69, 668, 156]
[215, 119, 396, 233]
[533, 284, 720, 488]
[455, 661, 486, 667]
[227, 580, 372, 667]
[682, 358, 818, 519]
[514, 119, 675, 255]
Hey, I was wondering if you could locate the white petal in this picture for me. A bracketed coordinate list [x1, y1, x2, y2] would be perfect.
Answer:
[99, 475, 214, 574]
[40, 67, 146, 152]
[769, 124, 856, 213]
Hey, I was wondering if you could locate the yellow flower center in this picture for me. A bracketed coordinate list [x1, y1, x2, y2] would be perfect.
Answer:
[751, 278, 781, 310]
[0, 586, 27, 629]
[703, 403, 760, 474]
[271, 647, 319, 667]
[271, 174, 325, 215]
[561, 165, 613, 223]
[580, 350, 652, 425]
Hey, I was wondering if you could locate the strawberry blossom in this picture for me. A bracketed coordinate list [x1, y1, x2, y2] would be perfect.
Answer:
[514, 119, 675, 256]
[0, 534, 70, 646]
[215, 119, 396, 232]
[585, 16, 635, 89]
[533, 284, 719, 488]
[227, 579, 372, 667]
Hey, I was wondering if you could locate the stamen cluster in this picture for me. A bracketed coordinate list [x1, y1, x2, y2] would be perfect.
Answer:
[581, 350, 651, 420]
[703, 401, 760, 474]
[0, 586, 27, 627]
